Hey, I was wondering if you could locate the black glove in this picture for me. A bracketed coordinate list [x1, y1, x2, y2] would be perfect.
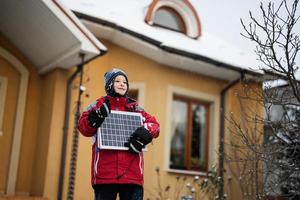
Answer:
[128, 127, 153, 154]
[88, 98, 111, 128]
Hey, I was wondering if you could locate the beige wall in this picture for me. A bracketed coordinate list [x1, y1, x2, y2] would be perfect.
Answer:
[0, 33, 68, 199]
[0, 54, 20, 195]
[0, 32, 39, 195]
[0, 32, 262, 200]
[64, 40, 235, 200]
[224, 82, 263, 200]
[30, 68, 68, 200]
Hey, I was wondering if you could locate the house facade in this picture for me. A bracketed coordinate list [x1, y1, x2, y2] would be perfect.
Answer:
[0, 0, 263, 200]
[0, 0, 106, 200]
[60, 0, 263, 199]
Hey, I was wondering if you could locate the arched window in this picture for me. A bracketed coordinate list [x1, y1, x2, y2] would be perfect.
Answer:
[153, 7, 186, 33]
[145, 0, 201, 38]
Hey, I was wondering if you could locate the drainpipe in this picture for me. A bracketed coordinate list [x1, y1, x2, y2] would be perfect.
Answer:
[58, 54, 85, 200]
[218, 72, 245, 200]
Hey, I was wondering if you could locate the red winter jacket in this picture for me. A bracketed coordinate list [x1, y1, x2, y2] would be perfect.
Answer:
[78, 96, 160, 186]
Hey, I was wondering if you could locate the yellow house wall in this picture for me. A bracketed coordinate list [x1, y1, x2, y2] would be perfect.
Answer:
[16, 62, 41, 196]
[0, 31, 262, 200]
[224, 82, 263, 200]
[0, 32, 68, 199]
[65, 40, 230, 200]
[0, 32, 42, 195]
[223, 83, 243, 200]
[31, 68, 68, 199]
[0, 55, 20, 195]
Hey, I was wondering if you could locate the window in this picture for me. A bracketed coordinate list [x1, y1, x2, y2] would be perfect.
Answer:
[128, 89, 138, 101]
[145, 0, 202, 38]
[128, 83, 145, 108]
[153, 7, 185, 33]
[170, 95, 209, 171]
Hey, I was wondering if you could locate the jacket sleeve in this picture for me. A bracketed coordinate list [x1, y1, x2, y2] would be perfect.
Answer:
[141, 110, 160, 138]
[77, 97, 105, 137]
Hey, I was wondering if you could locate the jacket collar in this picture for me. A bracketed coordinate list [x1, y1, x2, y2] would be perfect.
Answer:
[106, 95, 138, 111]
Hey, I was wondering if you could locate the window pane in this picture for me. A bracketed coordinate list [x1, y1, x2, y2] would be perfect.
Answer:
[153, 8, 184, 32]
[128, 89, 138, 100]
[191, 104, 207, 169]
[170, 100, 187, 169]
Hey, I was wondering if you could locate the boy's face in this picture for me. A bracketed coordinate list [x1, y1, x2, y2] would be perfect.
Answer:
[113, 75, 128, 96]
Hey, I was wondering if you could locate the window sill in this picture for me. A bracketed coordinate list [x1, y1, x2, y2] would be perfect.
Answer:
[166, 168, 207, 176]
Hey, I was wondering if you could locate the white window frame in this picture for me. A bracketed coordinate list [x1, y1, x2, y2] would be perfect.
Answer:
[0, 76, 7, 137]
[164, 85, 220, 175]
[129, 82, 146, 108]
[147, 0, 201, 38]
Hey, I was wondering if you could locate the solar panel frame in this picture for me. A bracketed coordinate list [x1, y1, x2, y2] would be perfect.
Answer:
[97, 110, 144, 151]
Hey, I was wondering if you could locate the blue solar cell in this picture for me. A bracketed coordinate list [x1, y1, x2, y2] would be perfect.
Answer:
[97, 110, 143, 150]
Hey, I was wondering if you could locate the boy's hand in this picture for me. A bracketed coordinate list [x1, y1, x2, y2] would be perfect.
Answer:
[128, 127, 152, 153]
[88, 99, 111, 128]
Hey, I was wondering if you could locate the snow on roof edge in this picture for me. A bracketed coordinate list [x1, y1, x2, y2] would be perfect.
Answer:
[73, 10, 263, 77]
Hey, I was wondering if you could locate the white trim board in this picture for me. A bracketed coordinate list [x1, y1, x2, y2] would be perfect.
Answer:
[0, 76, 8, 137]
[0, 47, 29, 195]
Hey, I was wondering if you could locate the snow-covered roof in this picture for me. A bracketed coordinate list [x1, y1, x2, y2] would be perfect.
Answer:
[263, 79, 288, 90]
[60, 0, 262, 81]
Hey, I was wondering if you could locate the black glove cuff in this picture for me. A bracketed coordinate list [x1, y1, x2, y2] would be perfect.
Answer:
[87, 99, 111, 129]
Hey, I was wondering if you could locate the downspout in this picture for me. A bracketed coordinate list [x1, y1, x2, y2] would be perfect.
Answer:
[57, 54, 85, 200]
[218, 72, 245, 200]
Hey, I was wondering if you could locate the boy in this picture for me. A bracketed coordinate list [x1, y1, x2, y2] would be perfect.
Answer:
[78, 68, 160, 200]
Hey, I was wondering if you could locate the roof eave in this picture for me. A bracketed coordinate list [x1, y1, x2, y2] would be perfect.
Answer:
[73, 11, 262, 81]
[0, 0, 107, 74]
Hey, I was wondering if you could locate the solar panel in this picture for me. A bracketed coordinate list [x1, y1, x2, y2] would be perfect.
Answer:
[97, 110, 143, 150]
